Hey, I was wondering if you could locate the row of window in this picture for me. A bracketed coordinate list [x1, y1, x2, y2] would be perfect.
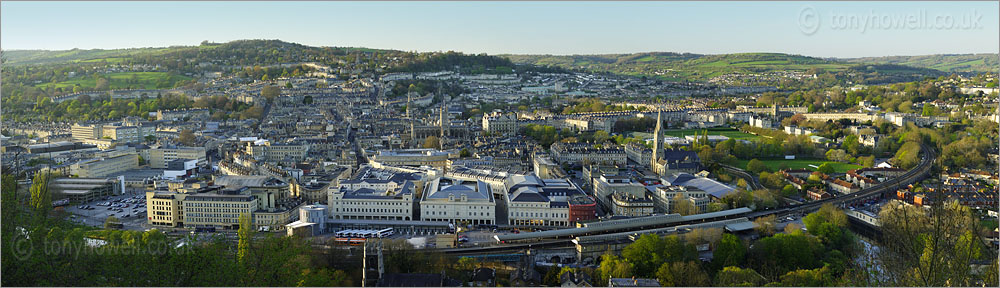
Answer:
[336, 207, 407, 214]
[425, 211, 491, 217]
[187, 202, 252, 208]
[186, 208, 250, 214]
[512, 211, 567, 219]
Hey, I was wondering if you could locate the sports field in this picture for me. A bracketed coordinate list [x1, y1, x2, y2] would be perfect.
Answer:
[731, 158, 862, 173]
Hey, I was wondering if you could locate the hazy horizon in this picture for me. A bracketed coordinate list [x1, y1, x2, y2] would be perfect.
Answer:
[4, 39, 998, 60]
[3, 1, 998, 58]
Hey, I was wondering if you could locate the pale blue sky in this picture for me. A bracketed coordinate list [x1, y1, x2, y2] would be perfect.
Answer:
[2, 1, 997, 58]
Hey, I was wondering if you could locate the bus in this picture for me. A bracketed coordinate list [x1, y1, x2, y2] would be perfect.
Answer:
[334, 238, 365, 245]
[376, 228, 393, 238]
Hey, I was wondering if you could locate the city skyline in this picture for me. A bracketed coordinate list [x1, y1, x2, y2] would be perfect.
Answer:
[2, 1, 998, 58]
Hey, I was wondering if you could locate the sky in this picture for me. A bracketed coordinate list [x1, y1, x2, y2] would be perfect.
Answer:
[2, 1, 997, 58]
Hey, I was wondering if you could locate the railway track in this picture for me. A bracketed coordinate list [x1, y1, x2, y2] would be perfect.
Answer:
[440, 143, 936, 254]
[720, 163, 765, 190]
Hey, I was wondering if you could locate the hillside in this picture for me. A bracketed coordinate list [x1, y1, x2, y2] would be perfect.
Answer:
[842, 54, 998, 73]
[2, 48, 173, 65]
[505, 52, 851, 81]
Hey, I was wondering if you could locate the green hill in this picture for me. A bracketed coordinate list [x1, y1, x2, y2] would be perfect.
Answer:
[505, 52, 850, 81]
[842, 54, 998, 73]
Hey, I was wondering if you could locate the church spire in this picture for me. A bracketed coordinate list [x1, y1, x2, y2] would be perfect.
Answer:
[652, 108, 663, 169]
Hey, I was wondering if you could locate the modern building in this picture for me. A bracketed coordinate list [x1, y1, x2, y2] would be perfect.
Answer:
[71, 123, 102, 141]
[592, 174, 646, 212]
[71, 153, 139, 178]
[50, 177, 116, 203]
[650, 185, 710, 214]
[504, 175, 596, 226]
[148, 146, 207, 169]
[182, 187, 259, 230]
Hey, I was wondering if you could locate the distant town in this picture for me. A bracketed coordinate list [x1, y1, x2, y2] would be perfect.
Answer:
[1, 38, 997, 287]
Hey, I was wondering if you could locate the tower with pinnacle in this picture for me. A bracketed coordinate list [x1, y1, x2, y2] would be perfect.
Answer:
[652, 108, 663, 170]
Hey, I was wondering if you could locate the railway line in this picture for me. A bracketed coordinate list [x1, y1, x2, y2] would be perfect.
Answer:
[441, 143, 936, 255]
[720, 163, 765, 190]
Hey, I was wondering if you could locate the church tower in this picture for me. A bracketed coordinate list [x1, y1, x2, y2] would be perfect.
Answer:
[652, 109, 663, 169]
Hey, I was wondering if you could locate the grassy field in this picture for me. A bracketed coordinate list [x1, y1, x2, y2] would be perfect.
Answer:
[630, 128, 759, 141]
[35, 72, 192, 90]
[731, 158, 862, 174]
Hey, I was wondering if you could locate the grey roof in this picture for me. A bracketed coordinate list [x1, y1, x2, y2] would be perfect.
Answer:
[664, 172, 736, 198]
[424, 178, 493, 202]
[725, 221, 757, 232]
[214, 175, 285, 189]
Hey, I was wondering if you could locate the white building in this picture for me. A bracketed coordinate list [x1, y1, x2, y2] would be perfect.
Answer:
[327, 166, 422, 221]
[419, 177, 496, 225]
[482, 111, 519, 136]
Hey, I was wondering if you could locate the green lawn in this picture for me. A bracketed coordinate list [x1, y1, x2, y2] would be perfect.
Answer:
[35, 72, 192, 90]
[731, 158, 862, 174]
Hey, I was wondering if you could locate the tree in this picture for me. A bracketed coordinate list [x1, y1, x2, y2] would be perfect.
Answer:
[858, 200, 995, 286]
[459, 148, 471, 157]
[715, 266, 765, 287]
[713, 234, 746, 270]
[2, 174, 19, 238]
[857, 155, 875, 168]
[825, 149, 848, 162]
[593, 130, 610, 143]
[104, 216, 120, 229]
[178, 129, 196, 146]
[815, 162, 835, 174]
[622, 234, 696, 277]
[779, 266, 833, 286]
[261, 85, 280, 102]
[240, 105, 264, 120]
[28, 173, 51, 219]
[802, 204, 851, 251]
[754, 215, 777, 236]
[781, 184, 798, 197]
[736, 178, 748, 189]
[748, 233, 824, 280]
[655, 261, 710, 287]
[671, 194, 698, 216]
[842, 135, 860, 155]
[302, 95, 313, 105]
[422, 136, 440, 149]
[543, 266, 561, 287]
[597, 254, 632, 285]
[296, 268, 352, 287]
[892, 141, 921, 169]
[237, 213, 254, 266]
[95, 77, 110, 90]
[747, 159, 767, 174]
